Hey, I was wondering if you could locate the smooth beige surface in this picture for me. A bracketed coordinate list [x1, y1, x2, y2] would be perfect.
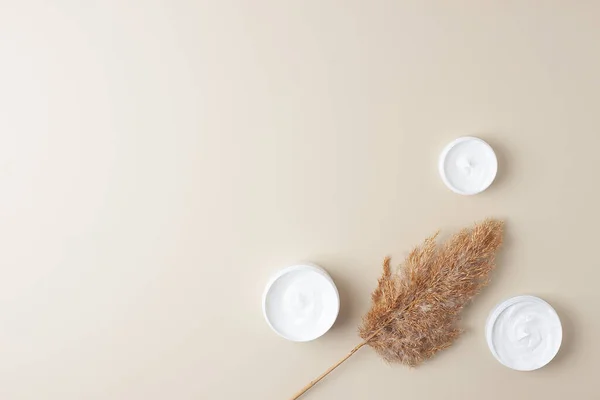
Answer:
[1, 2, 599, 399]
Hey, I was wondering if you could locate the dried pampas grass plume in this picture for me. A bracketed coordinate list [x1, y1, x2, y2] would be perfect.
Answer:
[291, 219, 504, 399]
[359, 218, 504, 366]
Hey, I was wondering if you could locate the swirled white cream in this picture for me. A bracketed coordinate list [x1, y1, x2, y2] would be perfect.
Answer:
[439, 137, 498, 195]
[263, 265, 339, 342]
[486, 296, 562, 371]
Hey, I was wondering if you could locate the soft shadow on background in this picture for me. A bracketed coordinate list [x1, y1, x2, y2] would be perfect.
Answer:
[542, 297, 577, 368]
[481, 136, 513, 191]
[324, 267, 362, 333]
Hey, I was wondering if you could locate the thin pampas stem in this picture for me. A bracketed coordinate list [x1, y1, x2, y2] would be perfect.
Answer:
[290, 219, 504, 400]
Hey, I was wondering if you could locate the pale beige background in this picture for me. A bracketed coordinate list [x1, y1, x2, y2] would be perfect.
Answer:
[1, 1, 598, 399]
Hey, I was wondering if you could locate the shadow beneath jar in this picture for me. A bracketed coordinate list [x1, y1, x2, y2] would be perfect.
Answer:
[479, 136, 513, 192]
[322, 268, 360, 333]
[541, 297, 577, 369]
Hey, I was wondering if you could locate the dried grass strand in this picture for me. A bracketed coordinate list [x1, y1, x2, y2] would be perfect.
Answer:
[290, 219, 504, 399]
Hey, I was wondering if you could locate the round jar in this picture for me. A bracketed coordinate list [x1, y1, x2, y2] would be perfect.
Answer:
[439, 136, 498, 195]
[486, 295, 562, 371]
[262, 264, 339, 342]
